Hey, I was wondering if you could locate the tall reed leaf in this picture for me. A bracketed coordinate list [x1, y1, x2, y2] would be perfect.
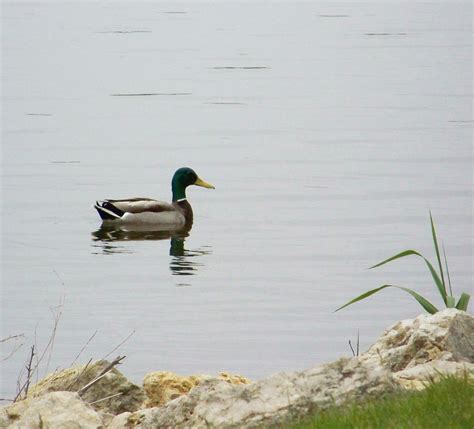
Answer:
[335, 285, 439, 314]
[369, 250, 422, 269]
[336, 214, 470, 315]
[446, 296, 456, 308]
[455, 293, 470, 311]
[370, 249, 447, 305]
[442, 245, 453, 297]
[430, 211, 446, 296]
[422, 257, 447, 305]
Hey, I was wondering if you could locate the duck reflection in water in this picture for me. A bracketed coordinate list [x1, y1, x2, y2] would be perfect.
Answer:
[168, 236, 211, 276]
[91, 223, 211, 277]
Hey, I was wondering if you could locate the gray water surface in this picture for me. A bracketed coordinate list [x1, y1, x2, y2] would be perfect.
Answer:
[1, 2, 472, 398]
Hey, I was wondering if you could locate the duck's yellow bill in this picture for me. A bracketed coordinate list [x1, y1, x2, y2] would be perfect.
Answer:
[194, 177, 215, 189]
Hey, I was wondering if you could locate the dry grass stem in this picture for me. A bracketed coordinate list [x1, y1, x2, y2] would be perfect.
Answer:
[1, 334, 25, 343]
[66, 358, 93, 390]
[14, 345, 36, 402]
[70, 331, 98, 366]
[102, 330, 136, 360]
[44, 297, 65, 376]
[88, 391, 123, 406]
[1, 335, 25, 362]
[77, 355, 125, 396]
[12, 297, 65, 402]
[24, 346, 35, 397]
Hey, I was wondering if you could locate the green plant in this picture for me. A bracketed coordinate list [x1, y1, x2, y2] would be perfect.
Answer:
[290, 374, 474, 429]
[336, 213, 470, 314]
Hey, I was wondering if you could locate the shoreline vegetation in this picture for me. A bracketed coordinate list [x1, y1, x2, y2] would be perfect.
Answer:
[290, 374, 473, 429]
[1, 309, 472, 428]
[336, 213, 470, 314]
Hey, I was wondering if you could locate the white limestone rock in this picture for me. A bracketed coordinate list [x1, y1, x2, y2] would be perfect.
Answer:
[359, 309, 474, 388]
[108, 357, 395, 428]
[0, 391, 104, 429]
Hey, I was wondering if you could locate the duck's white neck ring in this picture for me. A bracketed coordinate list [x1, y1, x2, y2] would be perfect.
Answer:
[176, 198, 187, 202]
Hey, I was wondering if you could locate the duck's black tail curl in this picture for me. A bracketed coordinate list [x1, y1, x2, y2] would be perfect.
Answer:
[94, 201, 124, 220]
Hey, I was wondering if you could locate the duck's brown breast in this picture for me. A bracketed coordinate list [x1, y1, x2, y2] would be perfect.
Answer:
[173, 200, 193, 227]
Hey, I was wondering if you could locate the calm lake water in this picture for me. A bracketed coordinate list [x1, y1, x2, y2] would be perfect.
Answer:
[1, 2, 472, 398]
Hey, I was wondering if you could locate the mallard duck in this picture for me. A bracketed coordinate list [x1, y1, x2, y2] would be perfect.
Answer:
[94, 167, 214, 226]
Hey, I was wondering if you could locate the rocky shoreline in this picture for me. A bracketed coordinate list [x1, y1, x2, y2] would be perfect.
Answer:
[1, 309, 472, 428]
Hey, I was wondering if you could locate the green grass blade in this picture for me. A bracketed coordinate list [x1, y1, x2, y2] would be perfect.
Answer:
[394, 285, 439, 314]
[442, 245, 453, 297]
[369, 250, 423, 269]
[369, 248, 447, 305]
[446, 296, 455, 308]
[455, 293, 470, 311]
[335, 286, 392, 312]
[422, 257, 448, 305]
[429, 211, 446, 294]
[335, 285, 439, 314]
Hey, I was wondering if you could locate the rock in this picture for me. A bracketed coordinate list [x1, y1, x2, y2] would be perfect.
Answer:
[142, 371, 251, 408]
[26, 359, 145, 415]
[142, 372, 205, 408]
[0, 391, 104, 429]
[110, 358, 396, 428]
[358, 309, 474, 388]
[5, 309, 472, 428]
[106, 412, 141, 429]
[218, 372, 251, 386]
[394, 360, 472, 390]
[109, 309, 473, 428]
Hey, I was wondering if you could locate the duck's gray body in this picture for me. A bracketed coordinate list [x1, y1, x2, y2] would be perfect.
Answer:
[94, 198, 193, 226]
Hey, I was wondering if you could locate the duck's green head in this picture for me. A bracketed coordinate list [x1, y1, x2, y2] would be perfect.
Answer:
[172, 167, 215, 201]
